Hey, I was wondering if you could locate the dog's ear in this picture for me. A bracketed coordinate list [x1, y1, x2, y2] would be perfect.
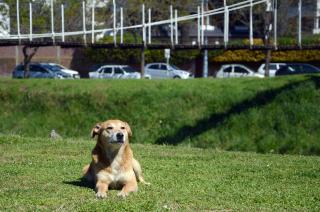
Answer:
[124, 122, 132, 137]
[91, 124, 102, 138]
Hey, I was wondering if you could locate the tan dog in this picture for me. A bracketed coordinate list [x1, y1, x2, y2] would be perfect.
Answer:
[83, 119, 149, 198]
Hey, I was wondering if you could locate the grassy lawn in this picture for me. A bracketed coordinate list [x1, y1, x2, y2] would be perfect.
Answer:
[1, 135, 319, 211]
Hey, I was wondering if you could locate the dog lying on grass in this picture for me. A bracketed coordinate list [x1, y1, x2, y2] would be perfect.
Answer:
[83, 119, 149, 198]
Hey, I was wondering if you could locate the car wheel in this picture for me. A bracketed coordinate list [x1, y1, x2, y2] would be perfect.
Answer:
[173, 76, 181, 79]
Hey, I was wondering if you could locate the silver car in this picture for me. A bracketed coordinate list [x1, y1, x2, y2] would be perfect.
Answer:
[144, 63, 192, 79]
[12, 63, 71, 79]
[257, 63, 287, 77]
[89, 65, 141, 79]
[216, 64, 264, 78]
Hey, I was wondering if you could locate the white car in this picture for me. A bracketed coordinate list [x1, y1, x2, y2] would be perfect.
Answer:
[144, 63, 192, 79]
[257, 63, 287, 77]
[89, 65, 141, 79]
[48, 63, 80, 79]
[216, 64, 264, 78]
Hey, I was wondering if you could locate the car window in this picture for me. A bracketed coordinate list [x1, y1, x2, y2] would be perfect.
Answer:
[30, 65, 48, 73]
[114, 67, 123, 74]
[234, 67, 249, 74]
[301, 65, 319, 73]
[289, 65, 299, 72]
[160, 65, 167, 70]
[16, 65, 24, 71]
[223, 67, 232, 73]
[102, 67, 112, 74]
[269, 65, 277, 70]
[149, 64, 159, 69]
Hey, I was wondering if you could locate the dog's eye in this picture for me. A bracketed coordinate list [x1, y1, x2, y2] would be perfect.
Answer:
[121, 126, 125, 130]
[106, 127, 113, 130]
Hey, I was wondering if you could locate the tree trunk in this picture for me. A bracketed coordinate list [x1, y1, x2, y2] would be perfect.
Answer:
[265, 49, 272, 77]
[264, 11, 272, 78]
[22, 46, 39, 78]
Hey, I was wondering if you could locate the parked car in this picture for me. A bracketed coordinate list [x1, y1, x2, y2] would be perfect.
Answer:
[257, 63, 287, 77]
[275, 63, 320, 76]
[144, 63, 192, 79]
[48, 63, 80, 79]
[89, 65, 141, 79]
[216, 64, 264, 78]
[12, 63, 72, 79]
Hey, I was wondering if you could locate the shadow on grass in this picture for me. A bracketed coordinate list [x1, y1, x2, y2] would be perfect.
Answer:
[64, 178, 94, 189]
[156, 75, 320, 145]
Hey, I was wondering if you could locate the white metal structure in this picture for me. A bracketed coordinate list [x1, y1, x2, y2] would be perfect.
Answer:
[1, 0, 271, 48]
[0, 3, 10, 37]
[314, 0, 320, 34]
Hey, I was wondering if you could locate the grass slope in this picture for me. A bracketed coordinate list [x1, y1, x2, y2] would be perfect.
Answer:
[1, 75, 320, 155]
[0, 135, 319, 211]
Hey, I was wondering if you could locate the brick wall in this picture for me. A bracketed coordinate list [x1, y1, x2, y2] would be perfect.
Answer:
[0, 46, 93, 77]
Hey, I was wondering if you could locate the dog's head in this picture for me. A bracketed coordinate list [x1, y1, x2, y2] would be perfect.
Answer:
[91, 119, 132, 146]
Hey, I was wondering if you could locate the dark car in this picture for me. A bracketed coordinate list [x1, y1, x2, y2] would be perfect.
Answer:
[12, 63, 71, 79]
[275, 63, 320, 76]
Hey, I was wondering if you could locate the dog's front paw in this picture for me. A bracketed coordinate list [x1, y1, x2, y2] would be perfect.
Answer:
[96, 191, 107, 199]
[117, 191, 129, 198]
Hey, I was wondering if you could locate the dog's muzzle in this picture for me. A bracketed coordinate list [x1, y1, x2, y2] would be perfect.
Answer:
[109, 132, 125, 144]
[116, 132, 124, 143]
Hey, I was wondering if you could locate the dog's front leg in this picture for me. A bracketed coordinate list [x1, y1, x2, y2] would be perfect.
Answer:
[96, 172, 111, 199]
[96, 180, 109, 199]
[117, 179, 138, 198]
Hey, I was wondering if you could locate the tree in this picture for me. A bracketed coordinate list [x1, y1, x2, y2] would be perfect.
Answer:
[22, 46, 38, 78]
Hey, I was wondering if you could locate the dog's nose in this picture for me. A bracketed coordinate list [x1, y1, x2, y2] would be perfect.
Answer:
[116, 132, 124, 141]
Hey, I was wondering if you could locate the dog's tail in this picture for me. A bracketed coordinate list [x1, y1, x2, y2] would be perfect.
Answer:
[132, 158, 150, 185]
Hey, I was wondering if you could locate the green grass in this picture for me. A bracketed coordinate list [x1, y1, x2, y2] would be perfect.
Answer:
[0, 135, 319, 211]
[1, 75, 320, 155]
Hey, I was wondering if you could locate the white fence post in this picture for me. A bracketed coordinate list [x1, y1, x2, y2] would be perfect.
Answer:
[201, 2, 204, 45]
[50, 0, 55, 44]
[61, 4, 65, 42]
[197, 6, 201, 47]
[113, 0, 117, 46]
[120, 7, 123, 44]
[29, 2, 32, 41]
[274, 0, 278, 48]
[92, 0, 95, 44]
[148, 8, 151, 44]
[224, 0, 229, 48]
[170, 5, 173, 47]
[16, 0, 20, 43]
[249, 0, 253, 47]
[298, 0, 302, 47]
[175, 9, 178, 45]
[142, 4, 146, 46]
[82, 1, 87, 45]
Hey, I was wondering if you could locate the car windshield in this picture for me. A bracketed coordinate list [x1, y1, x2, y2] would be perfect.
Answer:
[169, 65, 180, 70]
[122, 66, 136, 73]
[54, 64, 68, 69]
[53, 65, 65, 70]
[42, 64, 61, 72]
